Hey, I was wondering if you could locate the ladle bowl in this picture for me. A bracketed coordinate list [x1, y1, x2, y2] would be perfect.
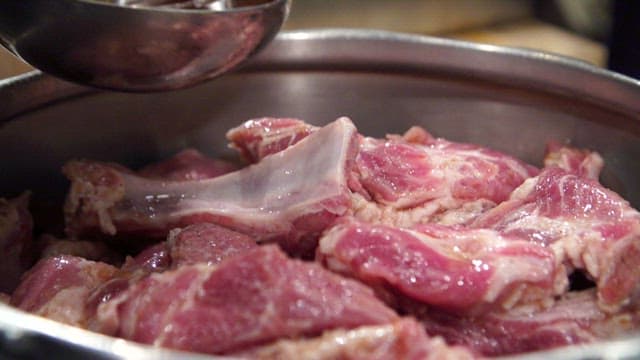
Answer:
[0, 0, 290, 92]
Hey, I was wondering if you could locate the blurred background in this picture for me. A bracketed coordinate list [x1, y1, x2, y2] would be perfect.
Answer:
[0, 0, 637, 80]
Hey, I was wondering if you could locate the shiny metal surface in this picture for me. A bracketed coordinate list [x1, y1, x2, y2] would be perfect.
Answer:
[0, 0, 289, 92]
[1, 29, 640, 359]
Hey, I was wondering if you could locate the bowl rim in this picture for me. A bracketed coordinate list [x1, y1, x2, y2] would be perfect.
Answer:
[1, 28, 640, 122]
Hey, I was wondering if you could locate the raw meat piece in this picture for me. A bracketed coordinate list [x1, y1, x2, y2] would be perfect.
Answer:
[544, 141, 604, 180]
[11, 255, 117, 327]
[63, 118, 359, 254]
[86, 224, 257, 324]
[167, 223, 257, 267]
[354, 134, 538, 210]
[317, 218, 562, 314]
[0, 192, 34, 293]
[123, 242, 172, 273]
[227, 118, 538, 226]
[37, 234, 122, 265]
[236, 318, 474, 360]
[118, 224, 257, 271]
[429, 199, 497, 226]
[226, 117, 318, 163]
[137, 148, 237, 181]
[93, 245, 398, 354]
[471, 167, 640, 312]
[420, 289, 640, 356]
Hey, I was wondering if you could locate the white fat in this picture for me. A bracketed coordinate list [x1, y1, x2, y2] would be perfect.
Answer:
[38, 287, 90, 327]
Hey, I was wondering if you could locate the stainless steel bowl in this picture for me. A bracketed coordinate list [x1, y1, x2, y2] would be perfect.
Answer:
[1, 29, 640, 359]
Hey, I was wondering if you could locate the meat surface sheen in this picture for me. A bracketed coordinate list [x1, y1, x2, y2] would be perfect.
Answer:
[94, 245, 398, 354]
[0, 192, 34, 293]
[63, 118, 359, 254]
[420, 289, 640, 356]
[472, 167, 640, 312]
[237, 318, 474, 360]
[318, 218, 562, 313]
[11, 255, 117, 327]
[86, 223, 257, 324]
[137, 148, 238, 181]
[167, 223, 258, 267]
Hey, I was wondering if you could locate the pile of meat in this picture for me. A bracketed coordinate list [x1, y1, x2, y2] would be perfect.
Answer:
[2, 117, 640, 359]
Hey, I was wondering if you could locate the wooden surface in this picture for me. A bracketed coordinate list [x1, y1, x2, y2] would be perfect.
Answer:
[284, 0, 533, 35]
[0, 47, 32, 80]
[449, 18, 607, 67]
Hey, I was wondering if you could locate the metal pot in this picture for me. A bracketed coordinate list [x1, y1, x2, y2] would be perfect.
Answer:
[1, 29, 640, 359]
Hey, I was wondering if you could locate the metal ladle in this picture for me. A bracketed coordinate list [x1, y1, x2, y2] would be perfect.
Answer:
[0, 0, 290, 92]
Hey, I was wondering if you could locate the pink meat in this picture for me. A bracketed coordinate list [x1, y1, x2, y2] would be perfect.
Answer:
[137, 148, 238, 181]
[167, 223, 257, 267]
[87, 223, 257, 322]
[93, 245, 398, 354]
[354, 136, 538, 210]
[227, 118, 538, 227]
[544, 141, 604, 180]
[236, 318, 475, 360]
[11, 255, 117, 327]
[0, 192, 34, 293]
[318, 218, 562, 314]
[63, 118, 359, 255]
[420, 289, 640, 356]
[395, 125, 437, 145]
[226, 117, 318, 163]
[472, 167, 640, 312]
[121, 224, 257, 271]
[84, 242, 172, 328]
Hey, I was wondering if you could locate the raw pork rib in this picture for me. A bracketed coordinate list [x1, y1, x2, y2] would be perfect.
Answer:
[228, 118, 538, 226]
[420, 289, 640, 356]
[0, 192, 34, 293]
[237, 318, 474, 360]
[93, 245, 399, 354]
[63, 118, 358, 254]
[472, 167, 640, 312]
[318, 218, 562, 313]
[11, 255, 117, 327]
